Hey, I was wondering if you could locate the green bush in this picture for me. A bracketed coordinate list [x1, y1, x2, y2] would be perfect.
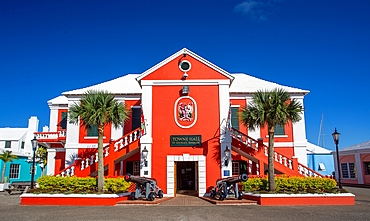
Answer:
[32, 176, 131, 194]
[242, 176, 339, 194]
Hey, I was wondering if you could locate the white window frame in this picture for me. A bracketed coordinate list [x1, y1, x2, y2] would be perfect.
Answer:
[9, 164, 20, 179]
[341, 162, 356, 179]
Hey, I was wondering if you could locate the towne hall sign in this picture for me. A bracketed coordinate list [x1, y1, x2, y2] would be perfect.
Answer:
[170, 135, 202, 147]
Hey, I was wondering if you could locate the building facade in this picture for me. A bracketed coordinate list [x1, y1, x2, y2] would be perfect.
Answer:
[0, 116, 44, 188]
[333, 140, 370, 186]
[36, 48, 323, 196]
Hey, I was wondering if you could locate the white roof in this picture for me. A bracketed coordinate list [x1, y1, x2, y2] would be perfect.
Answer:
[230, 73, 309, 94]
[306, 142, 332, 154]
[59, 72, 307, 97]
[48, 95, 68, 105]
[0, 128, 27, 140]
[341, 140, 370, 151]
[62, 74, 142, 96]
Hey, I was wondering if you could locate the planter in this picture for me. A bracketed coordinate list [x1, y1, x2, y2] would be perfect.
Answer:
[20, 193, 130, 206]
[0, 183, 10, 192]
[243, 192, 355, 206]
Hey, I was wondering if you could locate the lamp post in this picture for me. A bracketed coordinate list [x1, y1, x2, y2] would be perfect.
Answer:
[224, 146, 231, 167]
[332, 128, 342, 189]
[142, 146, 148, 167]
[30, 136, 38, 189]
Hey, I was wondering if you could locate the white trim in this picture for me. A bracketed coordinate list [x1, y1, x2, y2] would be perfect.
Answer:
[141, 79, 230, 86]
[179, 60, 191, 72]
[83, 136, 106, 140]
[264, 142, 294, 147]
[166, 155, 206, 197]
[136, 48, 234, 81]
[174, 96, 197, 129]
[266, 135, 288, 138]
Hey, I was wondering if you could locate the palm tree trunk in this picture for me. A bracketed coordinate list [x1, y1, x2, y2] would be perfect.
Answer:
[1, 164, 6, 183]
[268, 125, 276, 191]
[97, 126, 105, 193]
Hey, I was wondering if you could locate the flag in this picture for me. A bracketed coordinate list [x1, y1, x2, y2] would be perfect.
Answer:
[226, 103, 232, 131]
[141, 105, 146, 135]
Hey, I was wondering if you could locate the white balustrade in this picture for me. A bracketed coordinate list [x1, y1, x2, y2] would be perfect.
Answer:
[81, 160, 85, 170]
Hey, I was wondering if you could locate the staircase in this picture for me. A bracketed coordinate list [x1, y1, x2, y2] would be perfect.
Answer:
[230, 128, 323, 177]
[58, 128, 143, 177]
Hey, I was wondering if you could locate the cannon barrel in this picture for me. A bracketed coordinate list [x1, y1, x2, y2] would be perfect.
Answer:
[124, 173, 157, 186]
[216, 173, 248, 185]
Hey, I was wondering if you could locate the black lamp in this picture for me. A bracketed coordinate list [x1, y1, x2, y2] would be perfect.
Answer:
[142, 146, 148, 167]
[30, 136, 38, 189]
[224, 146, 231, 166]
[332, 128, 342, 189]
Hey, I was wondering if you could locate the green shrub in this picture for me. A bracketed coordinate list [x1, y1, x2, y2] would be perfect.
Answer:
[32, 176, 131, 194]
[242, 176, 339, 194]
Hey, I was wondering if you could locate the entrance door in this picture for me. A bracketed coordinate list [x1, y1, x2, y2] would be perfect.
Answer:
[176, 161, 196, 191]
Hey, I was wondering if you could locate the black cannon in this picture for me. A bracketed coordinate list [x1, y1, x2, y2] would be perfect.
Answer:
[210, 173, 248, 201]
[124, 173, 163, 201]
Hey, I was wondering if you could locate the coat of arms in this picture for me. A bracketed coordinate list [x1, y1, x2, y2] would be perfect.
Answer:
[174, 96, 197, 128]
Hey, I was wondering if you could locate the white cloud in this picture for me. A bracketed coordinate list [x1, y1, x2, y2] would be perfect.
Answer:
[234, 0, 282, 21]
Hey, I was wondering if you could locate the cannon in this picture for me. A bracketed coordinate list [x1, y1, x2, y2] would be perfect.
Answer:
[124, 173, 163, 201]
[210, 173, 248, 201]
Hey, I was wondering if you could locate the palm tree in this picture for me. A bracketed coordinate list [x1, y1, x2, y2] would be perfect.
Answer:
[0, 150, 18, 183]
[36, 146, 48, 176]
[69, 89, 130, 192]
[240, 88, 304, 191]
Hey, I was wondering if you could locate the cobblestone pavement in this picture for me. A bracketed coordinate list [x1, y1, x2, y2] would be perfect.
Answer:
[0, 186, 369, 221]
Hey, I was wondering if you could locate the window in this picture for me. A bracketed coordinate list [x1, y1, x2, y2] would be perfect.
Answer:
[87, 126, 98, 137]
[131, 107, 141, 130]
[5, 141, 11, 148]
[318, 163, 326, 171]
[60, 111, 67, 130]
[341, 162, 356, 179]
[274, 125, 285, 135]
[364, 162, 370, 175]
[232, 162, 240, 176]
[231, 107, 239, 130]
[126, 161, 140, 176]
[21, 141, 25, 149]
[9, 164, 20, 179]
[133, 161, 140, 176]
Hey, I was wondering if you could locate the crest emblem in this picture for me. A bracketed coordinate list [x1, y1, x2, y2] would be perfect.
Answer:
[174, 96, 197, 128]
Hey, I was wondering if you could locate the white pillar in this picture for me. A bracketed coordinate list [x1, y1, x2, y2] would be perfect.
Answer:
[292, 96, 308, 166]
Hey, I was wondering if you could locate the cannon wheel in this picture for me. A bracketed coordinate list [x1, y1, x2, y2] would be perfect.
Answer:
[148, 192, 155, 201]
[210, 190, 216, 199]
[157, 190, 163, 198]
[238, 192, 243, 200]
[219, 194, 225, 201]
[130, 192, 137, 200]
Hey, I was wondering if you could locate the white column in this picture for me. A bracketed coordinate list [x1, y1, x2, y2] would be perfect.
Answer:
[140, 83, 153, 177]
[49, 107, 59, 132]
[292, 96, 308, 166]
[246, 96, 261, 139]
[65, 99, 80, 149]
[355, 153, 364, 184]
[219, 82, 232, 177]
[46, 148, 56, 175]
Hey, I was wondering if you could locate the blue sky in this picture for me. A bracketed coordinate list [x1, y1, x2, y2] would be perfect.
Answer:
[1, 0, 369, 150]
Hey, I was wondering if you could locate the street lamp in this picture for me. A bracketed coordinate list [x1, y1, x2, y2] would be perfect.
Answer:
[332, 128, 342, 189]
[142, 146, 148, 167]
[224, 146, 231, 167]
[30, 136, 38, 189]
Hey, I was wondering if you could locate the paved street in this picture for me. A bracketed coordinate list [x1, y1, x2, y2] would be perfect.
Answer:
[0, 186, 369, 221]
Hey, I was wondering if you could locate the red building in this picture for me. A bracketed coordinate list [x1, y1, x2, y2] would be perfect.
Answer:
[36, 48, 322, 197]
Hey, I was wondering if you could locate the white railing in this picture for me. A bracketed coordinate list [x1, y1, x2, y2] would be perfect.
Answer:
[58, 128, 143, 177]
[230, 128, 323, 177]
